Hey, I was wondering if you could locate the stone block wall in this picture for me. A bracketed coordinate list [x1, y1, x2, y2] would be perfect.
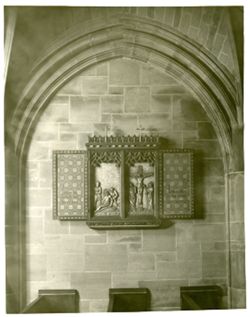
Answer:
[26, 58, 227, 311]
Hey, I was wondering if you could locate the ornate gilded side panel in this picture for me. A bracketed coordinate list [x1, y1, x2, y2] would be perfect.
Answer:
[53, 151, 88, 220]
[161, 150, 194, 219]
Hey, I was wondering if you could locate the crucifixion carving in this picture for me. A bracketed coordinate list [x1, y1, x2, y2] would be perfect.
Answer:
[130, 165, 154, 211]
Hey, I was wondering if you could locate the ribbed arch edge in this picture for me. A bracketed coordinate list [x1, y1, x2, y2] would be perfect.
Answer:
[30, 14, 235, 85]
[11, 16, 238, 169]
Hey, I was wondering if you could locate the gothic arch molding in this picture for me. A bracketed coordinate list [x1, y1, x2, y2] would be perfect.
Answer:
[12, 15, 238, 167]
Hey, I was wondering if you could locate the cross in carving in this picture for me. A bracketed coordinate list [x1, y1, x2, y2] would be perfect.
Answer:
[136, 125, 145, 141]
[104, 125, 111, 140]
[131, 165, 154, 180]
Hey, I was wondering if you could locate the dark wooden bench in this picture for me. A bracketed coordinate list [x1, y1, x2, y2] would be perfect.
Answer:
[180, 285, 223, 310]
[22, 289, 79, 313]
[108, 288, 151, 312]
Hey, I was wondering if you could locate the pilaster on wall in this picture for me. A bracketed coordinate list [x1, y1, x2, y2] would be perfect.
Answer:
[5, 127, 27, 312]
[226, 171, 245, 308]
[5, 136, 20, 313]
[226, 124, 245, 308]
[230, 126, 244, 172]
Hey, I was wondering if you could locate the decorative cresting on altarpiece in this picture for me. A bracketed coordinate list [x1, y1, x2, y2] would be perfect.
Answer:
[53, 136, 194, 228]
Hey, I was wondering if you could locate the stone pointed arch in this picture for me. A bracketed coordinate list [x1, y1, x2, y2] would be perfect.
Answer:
[12, 15, 239, 168]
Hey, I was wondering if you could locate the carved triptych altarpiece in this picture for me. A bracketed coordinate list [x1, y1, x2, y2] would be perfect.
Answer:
[53, 136, 194, 228]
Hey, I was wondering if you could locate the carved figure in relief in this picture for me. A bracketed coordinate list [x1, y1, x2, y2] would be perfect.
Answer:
[129, 182, 136, 208]
[96, 189, 112, 213]
[131, 165, 153, 209]
[147, 181, 154, 211]
[110, 187, 119, 207]
[94, 181, 120, 215]
[143, 184, 148, 209]
[136, 181, 144, 208]
[94, 181, 102, 209]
